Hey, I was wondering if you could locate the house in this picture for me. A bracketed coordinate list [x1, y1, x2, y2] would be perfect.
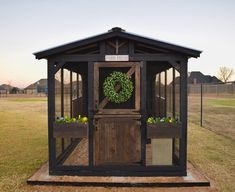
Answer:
[0, 85, 7, 97]
[0, 84, 13, 93]
[32, 27, 202, 177]
[25, 79, 47, 94]
[188, 71, 222, 84]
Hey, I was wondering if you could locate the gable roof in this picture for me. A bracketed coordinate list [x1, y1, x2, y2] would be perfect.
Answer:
[34, 27, 202, 59]
[25, 79, 47, 90]
[188, 71, 222, 84]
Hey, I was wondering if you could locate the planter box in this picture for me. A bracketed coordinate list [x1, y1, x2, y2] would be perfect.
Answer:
[53, 122, 87, 138]
[147, 123, 181, 138]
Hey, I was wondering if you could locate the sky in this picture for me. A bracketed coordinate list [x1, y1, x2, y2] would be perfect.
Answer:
[0, 0, 235, 88]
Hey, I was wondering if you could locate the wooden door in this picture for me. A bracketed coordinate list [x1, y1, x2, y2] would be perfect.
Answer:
[93, 62, 141, 166]
[94, 117, 141, 165]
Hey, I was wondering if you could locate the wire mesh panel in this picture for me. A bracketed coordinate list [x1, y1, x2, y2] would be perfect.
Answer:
[63, 69, 71, 117]
[166, 68, 173, 117]
[188, 82, 235, 140]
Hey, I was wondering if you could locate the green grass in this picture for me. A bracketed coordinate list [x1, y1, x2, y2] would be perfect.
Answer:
[0, 97, 48, 192]
[207, 98, 235, 107]
[0, 96, 235, 191]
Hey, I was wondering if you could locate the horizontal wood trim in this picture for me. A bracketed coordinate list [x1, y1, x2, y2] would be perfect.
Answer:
[94, 114, 141, 119]
[147, 123, 181, 138]
[97, 109, 140, 115]
[94, 62, 138, 67]
[53, 123, 88, 138]
[131, 53, 184, 61]
[51, 54, 104, 62]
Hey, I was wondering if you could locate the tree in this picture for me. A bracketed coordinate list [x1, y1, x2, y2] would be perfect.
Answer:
[217, 67, 234, 83]
[10, 87, 19, 94]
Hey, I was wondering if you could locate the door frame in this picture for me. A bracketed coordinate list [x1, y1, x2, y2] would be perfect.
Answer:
[93, 62, 141, 115]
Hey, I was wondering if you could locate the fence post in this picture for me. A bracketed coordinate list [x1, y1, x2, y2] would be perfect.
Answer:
[200, 84, 203, 127]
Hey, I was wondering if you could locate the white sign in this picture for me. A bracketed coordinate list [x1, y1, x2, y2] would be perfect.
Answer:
[105, 55, 129, 61]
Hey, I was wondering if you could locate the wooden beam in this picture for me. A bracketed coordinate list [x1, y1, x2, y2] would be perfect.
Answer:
[136, 43, 169, 53]
[131, 53, 184, 62]
[51, 54, 104, 62]
[66, 43, 98, 54]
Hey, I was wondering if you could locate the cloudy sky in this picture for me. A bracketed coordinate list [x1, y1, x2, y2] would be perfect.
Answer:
[0, 0, 235, 88]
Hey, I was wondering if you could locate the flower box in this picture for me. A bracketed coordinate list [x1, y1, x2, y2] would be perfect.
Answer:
[147, 123, 181, 138]
[53, 122, 88, 138]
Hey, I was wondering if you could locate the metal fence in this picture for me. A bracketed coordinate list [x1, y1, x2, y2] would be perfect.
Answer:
[188, 82, 235, 140]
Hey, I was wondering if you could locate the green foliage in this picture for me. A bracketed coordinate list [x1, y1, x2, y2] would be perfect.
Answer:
[103, 71, 134, 103]
[10, 87, 19, 94]
[55, 115, 88, 124]
[147, 116, 178, 124]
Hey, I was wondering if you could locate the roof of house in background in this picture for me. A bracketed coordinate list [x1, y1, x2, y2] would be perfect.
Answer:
[188, 71, 222, 84]
[0, 84, 13, 91]
[34, 27, 202, 59]
[25, 79, 47, 90]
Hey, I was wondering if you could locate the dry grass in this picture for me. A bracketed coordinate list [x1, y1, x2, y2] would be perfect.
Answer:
[188, 95, 235, 140]
[0, 96, 234, 191]
[188, 122, 235, 192]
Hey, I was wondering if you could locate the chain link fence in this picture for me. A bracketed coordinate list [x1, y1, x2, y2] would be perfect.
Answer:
[188, 82, 235, 140]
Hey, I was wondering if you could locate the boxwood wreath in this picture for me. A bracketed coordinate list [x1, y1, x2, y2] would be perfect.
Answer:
[103, 71, 134, 103]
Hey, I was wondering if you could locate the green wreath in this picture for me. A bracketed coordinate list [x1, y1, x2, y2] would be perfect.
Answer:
[103, 71, 134, 103]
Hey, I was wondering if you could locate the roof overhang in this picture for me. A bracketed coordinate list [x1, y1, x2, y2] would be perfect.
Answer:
[34, 27, 202, 59]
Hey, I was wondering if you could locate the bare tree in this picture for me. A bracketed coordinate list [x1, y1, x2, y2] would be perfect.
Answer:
[217, 67, 234, 83]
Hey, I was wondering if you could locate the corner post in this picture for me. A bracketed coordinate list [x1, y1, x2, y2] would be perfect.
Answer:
[88, 61, 94, 167]
[179, 58, 188, 175]
[47, 59, 56, 174]
[140, 61, 147, 165]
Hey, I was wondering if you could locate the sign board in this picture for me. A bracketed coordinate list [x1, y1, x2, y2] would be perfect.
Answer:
[105, 55, 129, 61]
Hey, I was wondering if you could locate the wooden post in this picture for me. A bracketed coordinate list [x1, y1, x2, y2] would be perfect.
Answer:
[172, 68, 176, 118]
[61, 68, 65, 152]
[179, 58, 188, 175]
[140, 61, 147, 165]
[88, 61, 94, 167]
[47, 59, 56, 173]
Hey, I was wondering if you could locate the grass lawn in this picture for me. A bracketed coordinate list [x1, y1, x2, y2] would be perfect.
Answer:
[0, 97, 48, 191]
[188, 96, 235, 140]
[0, 96, 234, 191]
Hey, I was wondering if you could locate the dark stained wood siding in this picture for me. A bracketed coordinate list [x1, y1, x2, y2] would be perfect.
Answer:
[94, 117, 141, 165]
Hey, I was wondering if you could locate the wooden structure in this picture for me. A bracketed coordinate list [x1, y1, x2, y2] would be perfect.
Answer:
[34, 27, 201, 176]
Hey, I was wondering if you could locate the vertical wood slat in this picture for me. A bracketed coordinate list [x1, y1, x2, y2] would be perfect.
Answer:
[88, 62, 94, 167]
[158, 73, 161, 117]
[61, 68, 64, 152]
[135, 64, 140, 111]
[48, 59, 56, 172]
[172, 68, 176, 118]
[140, 61, 147, 165]
[70, 71, 72, 118]
[93, 63, 99, 111]
[165, 70, 167, 116]
[77, 73, 79, 114]
[94, 118, 141, 165]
